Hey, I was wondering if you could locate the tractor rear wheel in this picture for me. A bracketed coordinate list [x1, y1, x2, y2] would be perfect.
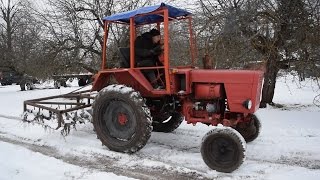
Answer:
[93, 85, 152, 153]
[236, 114, 261, 143]
[201, 127, 246, 173]
[152, 112, 184, 132]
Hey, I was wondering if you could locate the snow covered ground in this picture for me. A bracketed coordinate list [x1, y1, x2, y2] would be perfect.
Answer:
[0, 73, 320, 180]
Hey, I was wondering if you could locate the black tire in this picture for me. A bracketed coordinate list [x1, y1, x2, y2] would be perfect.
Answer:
[26, 82, 34, 90]
[54, 81, 61, 89]
[61, 80, 67, 87]
[20, 80, 34, 91]
[201, 127, 246, 173]
[236, 114, 261, 143]
[78, 78, 87, 86]
[152, 112, 184, 132]
[20, 83, 25, 91]
[93, 84, 152, 153]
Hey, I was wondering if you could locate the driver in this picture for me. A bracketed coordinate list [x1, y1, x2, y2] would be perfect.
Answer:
[135, 29, 163, 89]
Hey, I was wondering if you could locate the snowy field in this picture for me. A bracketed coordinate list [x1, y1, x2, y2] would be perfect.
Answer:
[0, 73, 320, 180]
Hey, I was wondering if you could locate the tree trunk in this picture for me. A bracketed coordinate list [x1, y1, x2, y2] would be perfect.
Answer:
[260, 54, 279, 108]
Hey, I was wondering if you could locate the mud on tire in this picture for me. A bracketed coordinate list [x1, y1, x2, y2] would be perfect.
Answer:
[92, 84, 152, 153]
[201, 127, 246, 173]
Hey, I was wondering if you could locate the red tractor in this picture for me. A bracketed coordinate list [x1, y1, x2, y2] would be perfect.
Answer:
[90, 3, 264, 173]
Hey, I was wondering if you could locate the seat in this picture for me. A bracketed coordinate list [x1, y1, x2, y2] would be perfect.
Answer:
[119, 47, 130, 68]
[118, 47, 165, 89]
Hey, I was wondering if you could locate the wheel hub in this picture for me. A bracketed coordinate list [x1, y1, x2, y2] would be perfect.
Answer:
[118, 113, 128, 125]
[212, 138, 235, 163]
[219, 146, 226, 153]
[103, 100, 136, 141]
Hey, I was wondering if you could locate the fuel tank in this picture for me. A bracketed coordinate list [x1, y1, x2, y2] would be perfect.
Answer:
[194, 83, 222, 99]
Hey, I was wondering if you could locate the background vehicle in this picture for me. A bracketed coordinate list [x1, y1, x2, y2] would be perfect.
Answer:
[52, 73, 93, 89]
[0, 70, 38, 90]
[0, 70, 22, 86]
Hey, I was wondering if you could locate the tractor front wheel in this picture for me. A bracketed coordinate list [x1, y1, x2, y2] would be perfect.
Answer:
[152, 112, 184, 133]
[201, 127, 246, 173]
[93, 85, 152, 153]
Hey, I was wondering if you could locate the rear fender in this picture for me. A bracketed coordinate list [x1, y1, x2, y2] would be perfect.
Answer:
[92, 69, 153, 94]
[91, 71, 112, 91]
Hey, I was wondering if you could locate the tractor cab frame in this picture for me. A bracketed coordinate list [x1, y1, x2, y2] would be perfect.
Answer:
[92, 3, 195, 96]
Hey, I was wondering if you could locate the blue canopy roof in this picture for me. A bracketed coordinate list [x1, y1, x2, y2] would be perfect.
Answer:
[103, 3, 191, 25]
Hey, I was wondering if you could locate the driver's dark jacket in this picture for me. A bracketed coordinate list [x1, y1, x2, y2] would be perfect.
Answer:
[135, 32, 160, 66]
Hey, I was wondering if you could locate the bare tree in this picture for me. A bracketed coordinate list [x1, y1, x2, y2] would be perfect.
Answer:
[198, 0, 320, 107]
[0, 0, 21, 71]
[33, 0, 152, 74]
[0, 0, 42, 76]
[196, 0, 262, 69]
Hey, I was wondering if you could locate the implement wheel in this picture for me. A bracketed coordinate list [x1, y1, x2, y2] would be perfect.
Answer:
[152, 112, 184, 133]
[201, 127, 246, 173]
[93, 85, 152, 153]
[236, 114, 261, 142]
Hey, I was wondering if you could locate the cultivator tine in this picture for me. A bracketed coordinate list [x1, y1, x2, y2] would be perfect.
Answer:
[56, 113, 63, 130]
[23, 108, 56, 131]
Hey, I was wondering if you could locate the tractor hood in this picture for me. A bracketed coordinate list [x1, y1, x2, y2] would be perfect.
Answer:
[190, 69, 262, 84]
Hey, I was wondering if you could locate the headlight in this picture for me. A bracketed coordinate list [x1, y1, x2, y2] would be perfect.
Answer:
[243, 99, 252, 110]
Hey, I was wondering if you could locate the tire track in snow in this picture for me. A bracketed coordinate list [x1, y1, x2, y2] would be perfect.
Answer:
[1, 114, 319, 173]
[0, 114, 22, 121]
[248, 157, 320, 170]
[148, 139, 320, 171]
[0, 133, 210, 180]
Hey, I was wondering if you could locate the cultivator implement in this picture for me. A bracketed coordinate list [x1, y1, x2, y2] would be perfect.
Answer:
[23, 90, 96, 135]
